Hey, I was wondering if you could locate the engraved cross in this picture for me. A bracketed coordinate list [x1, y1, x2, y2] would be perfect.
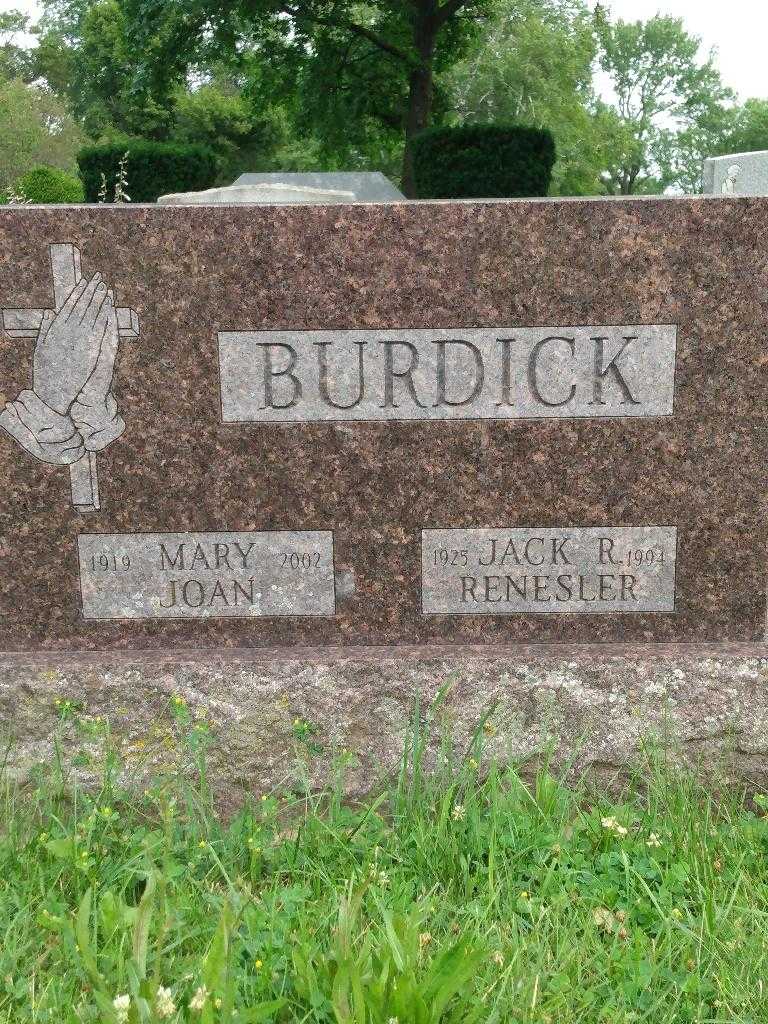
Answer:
[1, 244, 138, 513]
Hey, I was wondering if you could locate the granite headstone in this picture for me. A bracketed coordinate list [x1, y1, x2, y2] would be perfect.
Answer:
[0, 197, 765, 651]
[232, 171, 404, 200]
[158, 172, 404, 205]
[703, 150, 768, 196]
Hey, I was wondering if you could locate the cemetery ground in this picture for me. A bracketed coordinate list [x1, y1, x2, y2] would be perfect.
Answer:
[2, 691, 768, 1024]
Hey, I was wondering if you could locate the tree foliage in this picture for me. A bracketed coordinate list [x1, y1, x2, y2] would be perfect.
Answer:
[119, 0, 489, 194]
[445, 0, 605, 194]
[715, 98, 768, 157]
[3, 0, 766, 199]
[594, 8, 734, 194]
[0, 9, 36, 82]
[0, 78, 84, 191]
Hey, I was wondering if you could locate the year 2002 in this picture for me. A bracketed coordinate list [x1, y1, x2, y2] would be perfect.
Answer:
[280, 551, 323, 569]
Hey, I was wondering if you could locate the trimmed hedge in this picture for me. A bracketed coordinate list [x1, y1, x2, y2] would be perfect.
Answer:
[412, 124, 556, 199]
[77, 140, 218, 202]
[15, 166, 85, 204]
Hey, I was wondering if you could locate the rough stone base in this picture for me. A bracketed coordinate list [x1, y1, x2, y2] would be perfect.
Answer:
[2, 643, 768, 808]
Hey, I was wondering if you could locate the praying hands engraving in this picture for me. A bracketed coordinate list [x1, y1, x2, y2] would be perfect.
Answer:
[1, 244, 139, 513]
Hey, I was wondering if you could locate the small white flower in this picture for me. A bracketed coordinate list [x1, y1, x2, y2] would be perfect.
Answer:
[646, 832, 662, 848]
[155, 985, 176, 1019]
[601, 816, 627, 836]
[112, 993, 130, 1024]
[189, 984, 208, 1011]
[593, 907, 615, 932]
[451, 804, 466, 821]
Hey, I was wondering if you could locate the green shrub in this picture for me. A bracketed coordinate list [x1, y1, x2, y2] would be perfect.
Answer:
[77, 139, 218, 202]
[412, 124, 556, 199]
[14, 165, 85, 203]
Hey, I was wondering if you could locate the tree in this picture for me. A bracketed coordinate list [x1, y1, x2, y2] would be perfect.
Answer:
[170, 79, 296, 180]
[446, 0, 606, 194]
[595, 8, 734, 194]
[32, 0, 311, 178]
[0, 78, 84, 191]
[122, 0, 488, 195]
[0, 10, 36, 82]
[715, 98, 768, 156]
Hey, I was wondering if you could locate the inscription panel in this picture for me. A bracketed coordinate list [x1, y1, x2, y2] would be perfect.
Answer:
[422, 527, 677, 614]
[78, 531, 335, 619]
[218, 325, 677, 423]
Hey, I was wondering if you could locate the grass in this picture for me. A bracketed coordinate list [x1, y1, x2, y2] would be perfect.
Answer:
[1, 690, 768, 1024]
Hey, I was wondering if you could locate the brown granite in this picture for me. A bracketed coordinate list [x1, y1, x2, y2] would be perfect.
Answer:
[0, 197, 766, 652]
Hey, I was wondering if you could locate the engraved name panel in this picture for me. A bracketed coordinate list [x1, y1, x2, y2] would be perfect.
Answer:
[78, 531, 335, 619]
[422, 527, 677, 614]
[218, 325, 677, 423]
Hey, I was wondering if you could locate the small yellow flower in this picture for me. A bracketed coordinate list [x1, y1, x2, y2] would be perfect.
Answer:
[198, 840, 207, 849]
[255, 959, 263, 969]
[671, 908, 683, 920]
[519, 891, 529, 900]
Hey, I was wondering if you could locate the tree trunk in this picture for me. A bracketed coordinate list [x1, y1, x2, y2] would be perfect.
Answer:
[401, 19, 435, 198]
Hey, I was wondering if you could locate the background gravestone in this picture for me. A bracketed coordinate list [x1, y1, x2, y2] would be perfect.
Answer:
[0, 195, 766, 801]
[157, 171, 404, 205]
[232, 171, 404, 200]
[703, 150, 768, 195]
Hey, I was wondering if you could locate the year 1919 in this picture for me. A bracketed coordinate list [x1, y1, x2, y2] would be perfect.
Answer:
[89, 553, 131, 572]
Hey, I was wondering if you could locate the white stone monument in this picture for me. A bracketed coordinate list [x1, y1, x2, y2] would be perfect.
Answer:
[157, 182, 357, 205]
[702, 150, 768, 196]
[157, 172, 405, 205]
